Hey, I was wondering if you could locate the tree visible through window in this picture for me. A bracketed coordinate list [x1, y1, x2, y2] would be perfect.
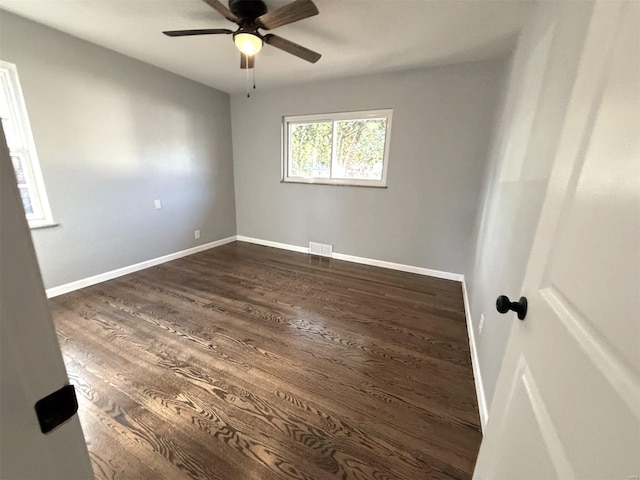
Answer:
[284, 109, 392, 187]
[0, 60, 54, 228]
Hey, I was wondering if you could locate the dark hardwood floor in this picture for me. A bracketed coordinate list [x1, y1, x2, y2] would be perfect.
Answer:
[51, 241, 481, 480]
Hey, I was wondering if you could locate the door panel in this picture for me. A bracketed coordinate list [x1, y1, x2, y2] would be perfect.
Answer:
[545, 11, 640, 367]
[487, 359, 570, 479]
[529, 290, 639, 477]
[475, 1, 640, 478]
[0, 120, 92, 475]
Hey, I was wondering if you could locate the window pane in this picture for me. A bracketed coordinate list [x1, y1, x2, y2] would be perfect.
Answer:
[1, 117, 21, 150]
[333, 118, 387, 180]
[0, 76, 12, 121]
[289, 122, 332, 178]
[10, 155, 26, 184]
[1, 63, 53, 225]
[18, 186, 33, 215]
[0, 75, 22, 150]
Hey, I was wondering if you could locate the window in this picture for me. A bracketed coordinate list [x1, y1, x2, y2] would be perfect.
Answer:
[283, 109, 392, 187]
[0, 61, 54, 228]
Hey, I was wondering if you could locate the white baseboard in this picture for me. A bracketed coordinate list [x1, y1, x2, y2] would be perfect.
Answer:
[45, 236, 237, 298]
[332, 252, 463, 282]
[237, 235, 463, 282]
[462, 277, 489, 432]
[236, 235, 309, 254]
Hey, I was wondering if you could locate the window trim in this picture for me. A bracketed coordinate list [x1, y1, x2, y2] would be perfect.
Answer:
[282, 109, 393, 187]
[0, 60, 55, 228]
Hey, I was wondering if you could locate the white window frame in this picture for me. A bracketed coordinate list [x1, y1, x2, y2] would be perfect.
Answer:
[0, 60, 54, 228]
[282, 109, 393, 187]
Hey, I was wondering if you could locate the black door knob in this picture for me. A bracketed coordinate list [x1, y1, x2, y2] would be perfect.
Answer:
[496, 295, 528, 320]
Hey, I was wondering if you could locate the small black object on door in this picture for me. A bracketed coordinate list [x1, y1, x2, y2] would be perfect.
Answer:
[34, 384, 78, 434]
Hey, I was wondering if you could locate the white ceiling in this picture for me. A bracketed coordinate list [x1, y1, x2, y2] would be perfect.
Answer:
[0, 0, 534, 93]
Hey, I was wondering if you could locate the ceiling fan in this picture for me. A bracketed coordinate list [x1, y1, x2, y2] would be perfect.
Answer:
[163, 0, 321, 69]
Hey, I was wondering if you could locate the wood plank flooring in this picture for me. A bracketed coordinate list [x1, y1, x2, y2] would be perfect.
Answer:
[51, 241, 481, 480]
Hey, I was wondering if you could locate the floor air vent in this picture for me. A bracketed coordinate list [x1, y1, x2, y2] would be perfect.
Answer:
[309, 242, 332, 257]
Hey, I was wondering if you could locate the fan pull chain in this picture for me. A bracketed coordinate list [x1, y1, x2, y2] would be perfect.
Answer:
[246, 62, 250, 98]
[244, 60, 256, 98]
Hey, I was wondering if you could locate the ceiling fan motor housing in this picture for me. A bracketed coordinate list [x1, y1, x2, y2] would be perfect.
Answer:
[229, 0, 267, 20]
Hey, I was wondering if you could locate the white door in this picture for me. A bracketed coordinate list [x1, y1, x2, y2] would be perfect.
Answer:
[0, 125, 93, 477]
[474, 1, 640, 478]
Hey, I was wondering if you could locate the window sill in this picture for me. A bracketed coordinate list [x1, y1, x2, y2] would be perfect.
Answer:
[29, 222, 59, 230]
[281, 180, 388, 188]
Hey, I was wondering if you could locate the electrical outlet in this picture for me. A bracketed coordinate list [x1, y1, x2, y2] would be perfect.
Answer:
[479, 314, 485, 335]
[194, 230, 200, 239]
[154, 199, 162, 209]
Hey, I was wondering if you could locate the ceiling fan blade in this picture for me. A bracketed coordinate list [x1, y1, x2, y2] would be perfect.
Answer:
[202, 0, 239, 23]
[256, 0, 319, 30]
[240, 53, 255, 69]
[263, 34, 321, 63]
[163, 28, 233, 37]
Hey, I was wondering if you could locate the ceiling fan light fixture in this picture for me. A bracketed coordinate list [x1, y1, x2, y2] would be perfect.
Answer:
[234, 32, 263, 55]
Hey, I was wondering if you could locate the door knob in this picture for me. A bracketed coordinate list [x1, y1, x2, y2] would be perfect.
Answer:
[496, 295, 527, 320]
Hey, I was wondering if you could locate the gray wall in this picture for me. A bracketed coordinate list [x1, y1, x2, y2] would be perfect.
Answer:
[465, 0, 595, 413]
[0, 11, 236, 289]
[231, 61, 506, 275]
